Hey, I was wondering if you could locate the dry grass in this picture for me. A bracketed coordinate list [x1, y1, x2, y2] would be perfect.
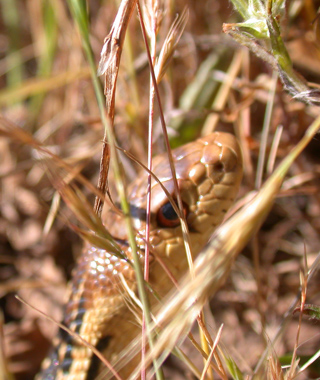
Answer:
[0, 1, 320, 379]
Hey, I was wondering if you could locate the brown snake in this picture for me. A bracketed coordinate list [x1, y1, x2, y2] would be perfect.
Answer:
[38, 132, 243, 380]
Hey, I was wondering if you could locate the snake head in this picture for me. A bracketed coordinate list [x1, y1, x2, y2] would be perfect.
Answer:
[128, 132, 243, 261]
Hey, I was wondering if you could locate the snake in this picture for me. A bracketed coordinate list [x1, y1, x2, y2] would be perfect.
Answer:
[37, 132, 243, 380]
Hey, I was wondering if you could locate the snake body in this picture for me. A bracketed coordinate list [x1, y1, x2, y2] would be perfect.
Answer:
[38, 132, 243, 380]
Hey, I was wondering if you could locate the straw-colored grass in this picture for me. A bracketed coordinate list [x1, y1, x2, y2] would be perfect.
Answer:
[0, 1, 320, 379]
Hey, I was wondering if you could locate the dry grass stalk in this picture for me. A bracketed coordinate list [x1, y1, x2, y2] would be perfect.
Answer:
[154, 7, 189, 84]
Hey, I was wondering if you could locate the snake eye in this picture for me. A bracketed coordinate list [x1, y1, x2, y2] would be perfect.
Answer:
[157, 200, 188, 228]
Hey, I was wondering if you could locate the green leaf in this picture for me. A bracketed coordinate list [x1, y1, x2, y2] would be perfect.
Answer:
[294, 304, 320, 321]
[225, 355, 244, 380]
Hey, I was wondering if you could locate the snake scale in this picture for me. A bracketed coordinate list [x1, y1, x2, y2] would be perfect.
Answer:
[37, 132, 243, 380]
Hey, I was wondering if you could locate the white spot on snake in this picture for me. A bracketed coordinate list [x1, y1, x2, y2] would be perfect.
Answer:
[90, 261, 97, 269]
[189, 167, 197, 177]
[104, 258, 110, 265]
[113, 269, 118, 275]
[97, 265, 104, 272]
[108, 264, 113, 271]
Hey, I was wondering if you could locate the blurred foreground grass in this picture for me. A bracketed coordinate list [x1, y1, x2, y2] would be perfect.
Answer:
[0, 1, 320, 379]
